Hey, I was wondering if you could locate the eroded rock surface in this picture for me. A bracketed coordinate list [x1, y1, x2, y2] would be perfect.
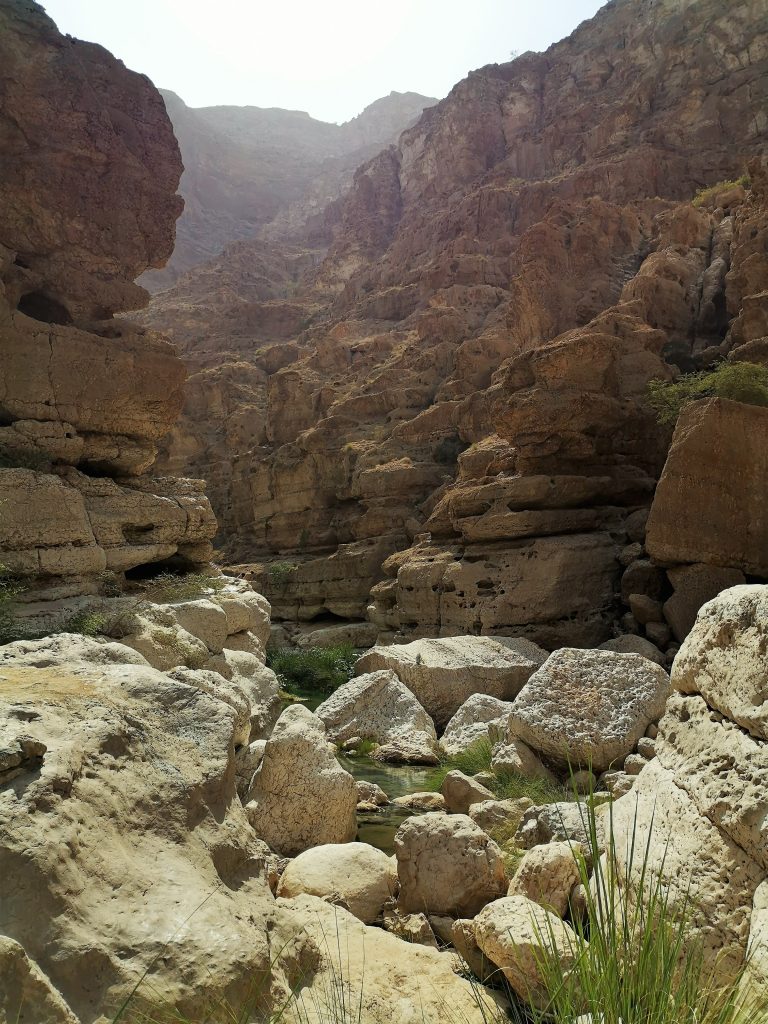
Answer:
[245, 705, 358, 856]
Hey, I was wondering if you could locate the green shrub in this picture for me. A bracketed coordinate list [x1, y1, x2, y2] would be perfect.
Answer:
[428, 738, 568, 805]
[267, 644, 356, 696]
[692, 174, 750, 207]
[647, 361, 768, 425]
[60, 608, 110, 637]
[145, 571, 226, 602]
[268, 561, 298, 586]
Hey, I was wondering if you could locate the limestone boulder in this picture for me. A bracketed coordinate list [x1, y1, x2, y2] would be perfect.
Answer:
[508, 648, 670, 772]
[0, 635, 279, 1022]
[491, 736, 558, 783]
[246, 705, 358, 856]
[508, 842, 584, 917]
[655, 691, 768, 872]
[646, 398, 768, 577]
[315, 670, 439, 764]
[598, 634, 665, 666]
[439, 694, 514, 757]
[474, 895, 582, 1008]
[0, 937, 79, 1024]
[355, 636, 547, 730]
[469, 798, 533, 835]
[440, 770, 495, 814]
[394, 813, 507, 917]
[610, 759, 764, 986]
[672, 585, 768, 740]
[276, 843, 397, 924]
[274, 895, 504, 1022]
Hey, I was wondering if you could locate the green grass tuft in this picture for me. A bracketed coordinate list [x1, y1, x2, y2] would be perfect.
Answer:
[692, 175, 750, 207]
[145, 572, 226, 602]
[267, 644, 357, 697]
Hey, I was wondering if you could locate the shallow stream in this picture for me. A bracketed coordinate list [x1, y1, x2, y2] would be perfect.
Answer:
[281, 690, 443, 854]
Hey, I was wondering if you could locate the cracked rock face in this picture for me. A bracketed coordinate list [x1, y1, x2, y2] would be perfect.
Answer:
[609, 585, 768, 993]
[0, 1, 218, 603]
[0, 634, 281, 1022]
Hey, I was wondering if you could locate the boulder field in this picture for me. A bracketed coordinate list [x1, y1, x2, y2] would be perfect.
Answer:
[1, 0, 768, 1020]
[2, 584, 767, 1019]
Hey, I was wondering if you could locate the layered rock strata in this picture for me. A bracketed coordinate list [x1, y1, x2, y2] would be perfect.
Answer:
[140, 0, 768, 648]
[0, 0, 215, 604]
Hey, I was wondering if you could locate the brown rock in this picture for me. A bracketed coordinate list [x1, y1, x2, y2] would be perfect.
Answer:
[646, 399, 768, 577]
[663, 563, 747, 642]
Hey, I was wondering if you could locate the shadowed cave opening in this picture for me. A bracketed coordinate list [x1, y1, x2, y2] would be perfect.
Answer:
[17, 290, 72, 325]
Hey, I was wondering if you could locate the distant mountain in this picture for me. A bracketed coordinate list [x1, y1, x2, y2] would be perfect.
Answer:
[140, 89, 436, 291]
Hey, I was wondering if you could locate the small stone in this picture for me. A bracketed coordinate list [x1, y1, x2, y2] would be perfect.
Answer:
[636, 736, 656, 759]
[625, 509, 650, 544]
[645, 621, 671, 648]
[618, 542, 643, 566]
[392, 792, 446, 812]
[382, 908, 438, 947]
[441, 770, 495, 814]
[623, 753, 647, 776]
[629, 593, 664, 625]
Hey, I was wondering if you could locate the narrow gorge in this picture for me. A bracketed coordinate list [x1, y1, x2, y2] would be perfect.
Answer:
[1, 0, 767, 1021]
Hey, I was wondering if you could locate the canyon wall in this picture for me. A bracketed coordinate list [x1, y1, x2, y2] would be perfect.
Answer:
[140, 89, 437, 291]
[140, 0, 768, 648]
[0, 0, 217, 607]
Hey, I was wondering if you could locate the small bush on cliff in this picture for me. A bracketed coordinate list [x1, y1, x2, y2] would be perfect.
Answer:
[268, 561, 298, 586]
[145, 571, 226, 602]
[692, 174, 750, 207]
[647, 361, 768, 425]
[267, 644, 356, 696]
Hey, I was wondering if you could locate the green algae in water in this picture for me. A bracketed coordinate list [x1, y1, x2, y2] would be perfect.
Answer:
[337, 753, 445, 855]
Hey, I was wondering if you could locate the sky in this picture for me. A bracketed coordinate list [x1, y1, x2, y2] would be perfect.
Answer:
[42, 0, 607, 125]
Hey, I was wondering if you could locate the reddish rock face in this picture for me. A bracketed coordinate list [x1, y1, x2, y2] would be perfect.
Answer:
[0, 0, 183, 319]
[0, 1, 215, 599]
[140, 0, 768, 644]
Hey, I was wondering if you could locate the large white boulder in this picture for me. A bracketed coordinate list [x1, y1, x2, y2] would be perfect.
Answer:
[394, 813, 507, 917]
[440, 694, 514, 757]
[508, 841, 583, 917]
[474, 895, 582, 1008]
[0, 634, 278, 1021]
[315, 669, 439, 764]
[355, 635, 547, 730]
[276, 842, 397, 924]
[672, 584, 768, 739]
[274, 895, 504, 1023]
[508, 648, 670, 771]
[245, 704, 358, 856]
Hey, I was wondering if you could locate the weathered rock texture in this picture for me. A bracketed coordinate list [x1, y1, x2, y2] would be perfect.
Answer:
[0, 635, 281, 1021]
[355, 635, 546, 730]
[610, 585, 768, 992]
[646, 398, 768, 576]
[140, 0, 768, 647]
[0, 0, 217, 604]
[141, 89, 436, 290]
[245, 704, 358, 856]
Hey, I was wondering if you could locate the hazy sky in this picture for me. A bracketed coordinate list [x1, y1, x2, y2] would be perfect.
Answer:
[42, 1, 607, 124]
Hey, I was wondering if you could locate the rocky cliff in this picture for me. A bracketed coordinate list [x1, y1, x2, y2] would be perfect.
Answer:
[140, 0, 768, 651]
[0, 0, 217, 608]
[140, 89, 436, 291]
